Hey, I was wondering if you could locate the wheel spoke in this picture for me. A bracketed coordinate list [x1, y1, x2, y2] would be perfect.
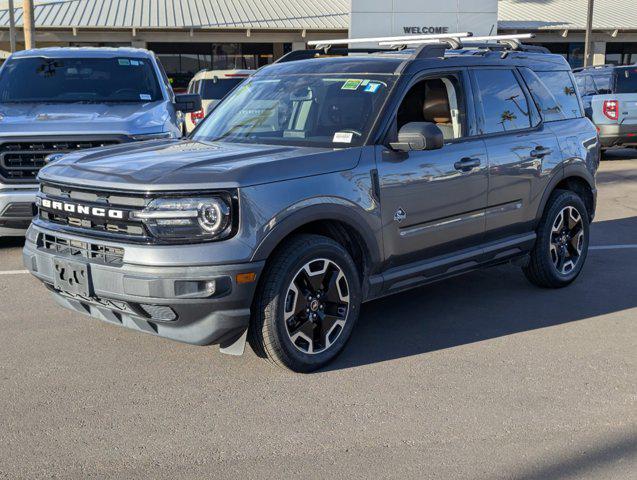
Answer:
[283, 258, 350, 355]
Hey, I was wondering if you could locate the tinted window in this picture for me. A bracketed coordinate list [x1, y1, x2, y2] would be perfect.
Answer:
[536, 71, 581, 119]
[0, 56, 162, 103]
[473, 69, 532, 134]
[201, 78, 245, 99]
[615, 67, 637, 93]
[520, 68, 566, 122]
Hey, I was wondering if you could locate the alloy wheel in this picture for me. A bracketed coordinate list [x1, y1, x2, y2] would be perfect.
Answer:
[283, 258, 350, 354]
[549, 206, 585, 275]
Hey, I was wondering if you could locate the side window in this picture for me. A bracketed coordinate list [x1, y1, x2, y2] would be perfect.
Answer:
[473, 69, 532, 134]
[396, 74, 466, 142]
[519, 68, 566, 122]
[535, 71, 582, 119]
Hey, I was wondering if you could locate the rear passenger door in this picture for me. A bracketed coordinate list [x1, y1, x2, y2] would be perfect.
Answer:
[470, 67, 563, 243]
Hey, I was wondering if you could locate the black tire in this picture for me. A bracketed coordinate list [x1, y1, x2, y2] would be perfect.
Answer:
[523, 189, 590, 288]
[249, 234, 361, 373]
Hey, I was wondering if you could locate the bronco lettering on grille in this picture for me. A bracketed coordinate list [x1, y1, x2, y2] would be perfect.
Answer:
[39, 198, 125, 219]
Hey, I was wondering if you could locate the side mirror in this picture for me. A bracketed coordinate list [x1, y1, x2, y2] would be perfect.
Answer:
[390, 122, 444, 152]
[174, 93, 202, 113]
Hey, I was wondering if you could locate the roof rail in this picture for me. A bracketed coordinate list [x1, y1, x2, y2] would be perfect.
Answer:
[307, 32, 472, 50]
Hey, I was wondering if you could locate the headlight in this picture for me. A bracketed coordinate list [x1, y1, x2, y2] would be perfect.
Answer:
[132, 196, 233, 241]
[130, 132, 176, 141]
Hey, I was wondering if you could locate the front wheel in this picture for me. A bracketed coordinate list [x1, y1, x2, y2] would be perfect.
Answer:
[523, 190, 590, 288]
[250, 234, 361, 372]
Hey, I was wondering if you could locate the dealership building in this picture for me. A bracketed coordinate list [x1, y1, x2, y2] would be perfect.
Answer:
[1, 0, 636, 88]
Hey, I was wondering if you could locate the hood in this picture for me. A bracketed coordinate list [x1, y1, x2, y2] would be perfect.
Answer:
[0, 101, 169, 136]
[38, 139, 362, 191]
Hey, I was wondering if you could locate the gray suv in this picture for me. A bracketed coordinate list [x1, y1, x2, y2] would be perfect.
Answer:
[0, 47, 200, 237]
[23, 40, 600, 372]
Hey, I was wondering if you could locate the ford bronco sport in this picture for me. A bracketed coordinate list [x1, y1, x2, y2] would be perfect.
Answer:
[24, 34, 600, 372]
[0, 47, 201, 237]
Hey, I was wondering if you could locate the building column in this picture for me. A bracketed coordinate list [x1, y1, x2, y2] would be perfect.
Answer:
[592, 41, 606, 65]
[292, 41, 306, 51]
[131, 39, 147, 49]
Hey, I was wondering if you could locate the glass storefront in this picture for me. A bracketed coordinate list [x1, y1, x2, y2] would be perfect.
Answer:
[148, 42, 291, 91]
[606, 43, 637, 65]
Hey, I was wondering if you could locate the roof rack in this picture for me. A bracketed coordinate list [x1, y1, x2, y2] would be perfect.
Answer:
[378, 33, 536, 50]
[275, 33, 545, 65]
[306, 32, 473, 50]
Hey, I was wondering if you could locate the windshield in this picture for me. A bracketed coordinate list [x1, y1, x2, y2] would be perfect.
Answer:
[201, 78, 246, 100]
[192, 74, 396, 147]
[0, 56, 162, 103]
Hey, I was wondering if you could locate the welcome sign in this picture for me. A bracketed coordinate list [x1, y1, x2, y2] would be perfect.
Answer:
[350, 0, 497, 43]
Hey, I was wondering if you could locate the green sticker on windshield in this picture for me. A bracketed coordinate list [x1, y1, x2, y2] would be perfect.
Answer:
[341, 79, 362, 90]
[118, 59, 131, 66]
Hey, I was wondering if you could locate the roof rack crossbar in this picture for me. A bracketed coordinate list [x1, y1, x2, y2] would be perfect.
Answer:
[307, 32, 472, 50]
[274, 47, 396, 64]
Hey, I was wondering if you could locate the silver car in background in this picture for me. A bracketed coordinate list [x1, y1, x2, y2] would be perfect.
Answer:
[0, 47, 201, 237]
[574, 64, 637, 150]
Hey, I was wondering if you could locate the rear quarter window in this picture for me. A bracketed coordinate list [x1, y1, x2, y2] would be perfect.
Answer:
[615, 67, 637, 93]
[535, 71, 582, 119]
[520, 68, 566, 122]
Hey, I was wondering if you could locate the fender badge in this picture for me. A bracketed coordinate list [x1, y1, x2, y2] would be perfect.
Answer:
[394, 207, 407, 223]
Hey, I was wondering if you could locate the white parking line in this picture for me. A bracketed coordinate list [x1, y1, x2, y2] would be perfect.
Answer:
[0, 270, 29, 275]
[590, 245, 637, 250]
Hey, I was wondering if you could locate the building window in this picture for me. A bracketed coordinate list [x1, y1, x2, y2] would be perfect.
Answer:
[534, 43, 585, 68]
[606, 43, 637, 65]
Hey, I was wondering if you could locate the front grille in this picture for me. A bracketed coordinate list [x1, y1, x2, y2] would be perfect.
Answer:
[38, 233, 125, 266]
[37, 182, 149, 240]
[0, 138, 122, 183]
[0, 202, 35, 218]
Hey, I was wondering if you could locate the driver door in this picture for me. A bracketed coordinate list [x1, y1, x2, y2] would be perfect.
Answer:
[376, 70, 489, 269]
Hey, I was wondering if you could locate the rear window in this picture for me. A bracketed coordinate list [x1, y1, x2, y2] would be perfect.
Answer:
[535, 71, 582, 119]
[615, 67, 637, 93]
[200, 78, 246, 100]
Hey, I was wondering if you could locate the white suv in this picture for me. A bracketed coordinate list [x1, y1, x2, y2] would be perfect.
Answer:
[185, 69, 253, 133]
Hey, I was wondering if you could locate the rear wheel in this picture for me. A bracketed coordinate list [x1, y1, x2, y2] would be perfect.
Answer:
[523, 190, 590, 288]
[250, 234, 361, 372]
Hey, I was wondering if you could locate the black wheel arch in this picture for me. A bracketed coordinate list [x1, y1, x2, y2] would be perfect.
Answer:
[250, 203, 382, 290]
[536, 166, 596, 226]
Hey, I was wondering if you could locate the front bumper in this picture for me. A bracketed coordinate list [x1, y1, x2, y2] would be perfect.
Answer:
[0, 186, 37, 236]
[597, 123, 637, 148]
[23, 225, 264, 347]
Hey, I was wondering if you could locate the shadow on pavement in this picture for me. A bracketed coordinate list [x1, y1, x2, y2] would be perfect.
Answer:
[327, 217, 637, 371]
[0, 237, 24, 249]
[512, 429, 637, 480]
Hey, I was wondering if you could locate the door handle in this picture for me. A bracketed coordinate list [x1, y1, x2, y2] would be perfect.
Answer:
[530, 146, 553, 158]
[454, 157, 481, 172]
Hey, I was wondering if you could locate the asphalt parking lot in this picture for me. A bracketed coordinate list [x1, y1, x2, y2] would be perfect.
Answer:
[1, 152, 636, 479]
